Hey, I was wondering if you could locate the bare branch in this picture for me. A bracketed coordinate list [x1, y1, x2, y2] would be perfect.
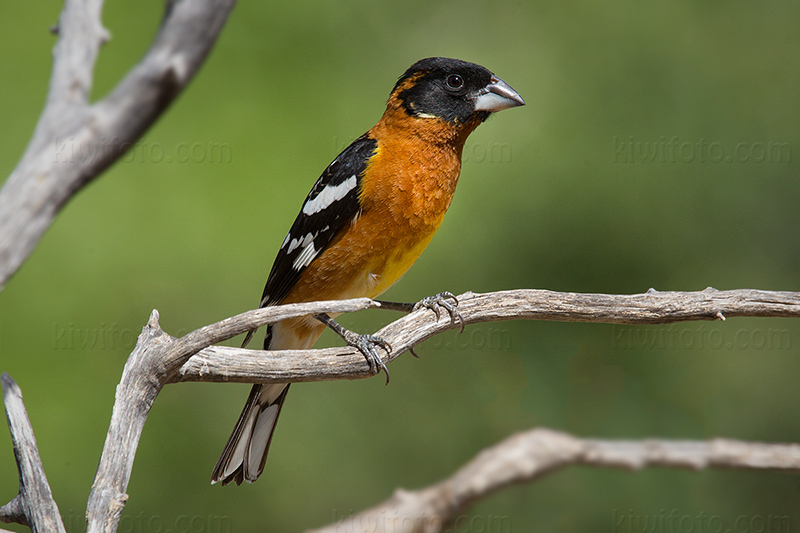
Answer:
[9, 287, 799, 531]
[0, 0, 237, 289]
[173, 288, 800, 383]
[310, 428, 800, 533]
[85, 298, 376, 533]
[0, 374, 66, 533]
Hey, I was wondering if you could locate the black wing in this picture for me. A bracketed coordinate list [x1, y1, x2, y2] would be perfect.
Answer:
[258, 133, 378, 309]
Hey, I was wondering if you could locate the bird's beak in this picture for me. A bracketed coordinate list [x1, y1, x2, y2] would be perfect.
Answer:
[474, 76, 525, 113]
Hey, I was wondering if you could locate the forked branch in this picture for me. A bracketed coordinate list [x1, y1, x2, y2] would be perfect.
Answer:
[87, 287, 800, 532]
[0, 0, 237, 290]
[3, 288, 800, 532]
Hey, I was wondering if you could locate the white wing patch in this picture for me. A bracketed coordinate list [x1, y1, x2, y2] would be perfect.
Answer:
[286, 231, 313, 255]
[292, 233, 318, 270]
[301, 175, 358, 216]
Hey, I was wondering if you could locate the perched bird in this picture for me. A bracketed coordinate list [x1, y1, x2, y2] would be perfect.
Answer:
[211, 57, 524, 485]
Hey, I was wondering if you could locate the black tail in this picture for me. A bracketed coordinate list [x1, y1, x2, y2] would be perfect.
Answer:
[210, 382, 290, 485]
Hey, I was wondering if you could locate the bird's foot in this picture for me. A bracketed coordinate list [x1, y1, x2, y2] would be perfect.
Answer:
[340, 329, 392, 383]
[315, 313, 392, 383]
[413, 291, 465, 333]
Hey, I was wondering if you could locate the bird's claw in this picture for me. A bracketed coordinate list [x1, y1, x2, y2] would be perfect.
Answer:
[413, 291, 465, 333]
[342, 331, 392, 384]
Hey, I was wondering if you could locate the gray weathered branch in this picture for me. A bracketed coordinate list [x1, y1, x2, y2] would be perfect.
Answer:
[309, 427, 800, 533]
[4, 288, 800, 532]
[172, 288, 800, 383]
[86, 298, 377, 533]
[0, 374, 66, 533]
[0, 0, 237, 290]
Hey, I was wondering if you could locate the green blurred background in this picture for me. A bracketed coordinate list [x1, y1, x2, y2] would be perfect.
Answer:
[1, 1, 799, 531]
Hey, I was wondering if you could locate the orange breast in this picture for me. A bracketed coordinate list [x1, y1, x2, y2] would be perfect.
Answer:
[277, 108, 480, 343]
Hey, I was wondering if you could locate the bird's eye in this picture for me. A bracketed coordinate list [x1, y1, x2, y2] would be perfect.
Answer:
[445, 74, 464, 91]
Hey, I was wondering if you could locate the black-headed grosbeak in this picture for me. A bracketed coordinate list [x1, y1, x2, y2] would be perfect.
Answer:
[211, 57, 524, 485]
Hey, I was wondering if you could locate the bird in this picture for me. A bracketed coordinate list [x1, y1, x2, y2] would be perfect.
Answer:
[210, 57, 524, 485]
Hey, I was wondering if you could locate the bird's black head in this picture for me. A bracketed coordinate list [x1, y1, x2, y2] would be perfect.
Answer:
[392, 57, 524, 125]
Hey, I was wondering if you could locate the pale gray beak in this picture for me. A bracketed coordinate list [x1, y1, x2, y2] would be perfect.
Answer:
[474, 76, 525, 112]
